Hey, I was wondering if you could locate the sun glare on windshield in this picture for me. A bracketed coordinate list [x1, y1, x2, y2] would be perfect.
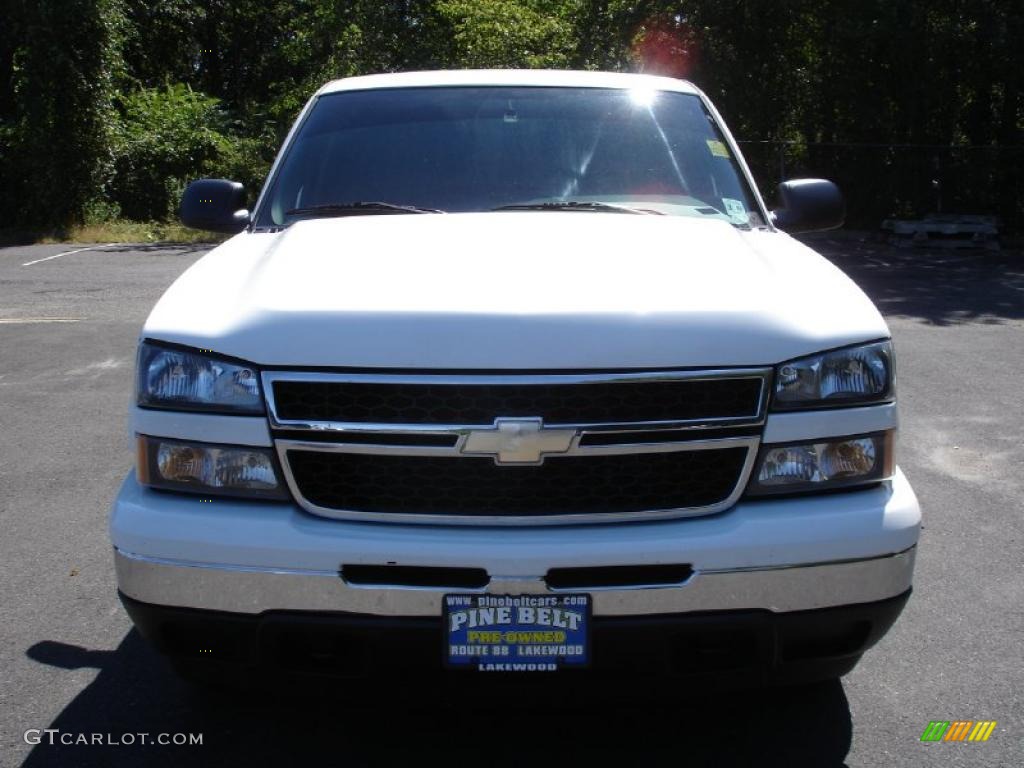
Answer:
[628, 88, 658, 107]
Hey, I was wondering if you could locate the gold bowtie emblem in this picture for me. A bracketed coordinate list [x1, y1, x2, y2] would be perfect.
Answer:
[462, 418, 576, 465]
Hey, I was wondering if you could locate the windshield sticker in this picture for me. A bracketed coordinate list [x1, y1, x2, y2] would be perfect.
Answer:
[722, 198, 748, 222]
[706, 139, 731, 158]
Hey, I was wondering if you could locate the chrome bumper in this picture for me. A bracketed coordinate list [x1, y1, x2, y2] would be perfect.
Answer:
[115, 545, 916, 617]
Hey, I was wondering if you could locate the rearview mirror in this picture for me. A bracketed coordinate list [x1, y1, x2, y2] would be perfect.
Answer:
[180, 179, 249, 233]
[771, 179, 845, 233]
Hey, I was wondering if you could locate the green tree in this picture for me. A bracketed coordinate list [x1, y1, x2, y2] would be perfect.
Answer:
[1, 0, 1021, 232]
[435, 0, 578, 68]
[111, 84, 263, 220]
[7, 0, 125, 229]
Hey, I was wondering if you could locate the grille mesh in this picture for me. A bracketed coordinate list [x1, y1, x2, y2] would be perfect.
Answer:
[286, 447, 748, 517]
[272, 377, 763, 425]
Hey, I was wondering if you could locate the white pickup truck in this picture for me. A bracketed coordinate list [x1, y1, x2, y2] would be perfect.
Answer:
[111, 70, 919, 683]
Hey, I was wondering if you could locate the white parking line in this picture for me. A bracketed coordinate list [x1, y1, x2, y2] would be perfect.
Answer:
[21, 243, 120, 267]
[0, 317, 84, 324]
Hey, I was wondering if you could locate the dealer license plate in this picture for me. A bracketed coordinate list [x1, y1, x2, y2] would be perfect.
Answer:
[443, 593, 591, 671]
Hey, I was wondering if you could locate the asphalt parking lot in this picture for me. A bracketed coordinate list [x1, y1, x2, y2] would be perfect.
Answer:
[1, 236, 1021, 767]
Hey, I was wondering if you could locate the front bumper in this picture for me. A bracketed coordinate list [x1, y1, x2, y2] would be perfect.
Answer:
[115, 546, 916, 617]
[120, 589, 912, 682]
[111, 468, 920, 617]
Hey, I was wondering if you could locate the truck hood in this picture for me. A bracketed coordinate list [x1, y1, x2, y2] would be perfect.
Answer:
[144, 213, 888, 369]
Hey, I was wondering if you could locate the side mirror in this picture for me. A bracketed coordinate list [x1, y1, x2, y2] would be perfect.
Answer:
[180, 179, 249, 233]
[771, 178, 845, 233]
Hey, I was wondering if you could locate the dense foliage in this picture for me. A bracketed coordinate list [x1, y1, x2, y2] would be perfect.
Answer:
[1, 0, 1020, 231]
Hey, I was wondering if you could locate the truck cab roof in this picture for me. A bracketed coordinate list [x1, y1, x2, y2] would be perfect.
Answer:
[317, 69, 702, 96]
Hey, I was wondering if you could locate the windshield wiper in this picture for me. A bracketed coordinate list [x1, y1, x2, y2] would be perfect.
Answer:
[491, 201, 663, 215]
[286, 201, 446, 217]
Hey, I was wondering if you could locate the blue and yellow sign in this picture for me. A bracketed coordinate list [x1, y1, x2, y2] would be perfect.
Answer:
[444, 594, 591, 671]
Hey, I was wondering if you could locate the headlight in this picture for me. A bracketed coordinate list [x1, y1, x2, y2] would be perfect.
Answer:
[137, 436, 288, 499]
[745, 432, 894, 496]
[137, 342, 263, 414]
[772, 340, 893, 409]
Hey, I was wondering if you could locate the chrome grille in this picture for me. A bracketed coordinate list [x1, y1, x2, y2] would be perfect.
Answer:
[286, 447, 750, 517]
[264, 369, 769, 525]
[271, 376, 763, 426]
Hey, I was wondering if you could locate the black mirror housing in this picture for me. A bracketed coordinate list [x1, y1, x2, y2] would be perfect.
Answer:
[771, 178, 845, 233]
[180, 179, 249, 233]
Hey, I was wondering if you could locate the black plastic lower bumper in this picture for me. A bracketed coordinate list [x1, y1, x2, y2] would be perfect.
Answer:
[120, 589, 910, 685]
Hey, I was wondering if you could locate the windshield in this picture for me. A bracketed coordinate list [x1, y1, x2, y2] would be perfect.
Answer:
[257, 86, 763, 228]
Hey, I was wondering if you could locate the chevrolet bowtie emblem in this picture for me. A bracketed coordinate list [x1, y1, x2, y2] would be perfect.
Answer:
[462, 418, 576, 465]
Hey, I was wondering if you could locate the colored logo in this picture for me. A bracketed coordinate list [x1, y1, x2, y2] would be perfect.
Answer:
[921, 721, 996, 742]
